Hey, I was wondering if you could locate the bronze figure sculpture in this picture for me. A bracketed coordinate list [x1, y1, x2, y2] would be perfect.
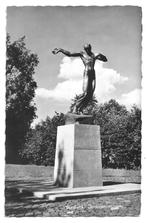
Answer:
[52, 44, 107, 114]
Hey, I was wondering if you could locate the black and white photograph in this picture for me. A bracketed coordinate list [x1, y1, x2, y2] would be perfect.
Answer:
[1, 0, 146, 219]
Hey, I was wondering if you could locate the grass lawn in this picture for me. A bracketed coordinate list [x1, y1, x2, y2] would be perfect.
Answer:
[5, 164, 141, 183]
[5, 164, 141, 217]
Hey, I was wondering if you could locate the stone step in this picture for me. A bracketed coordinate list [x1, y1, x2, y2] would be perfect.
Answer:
[32, 183, 141, 200]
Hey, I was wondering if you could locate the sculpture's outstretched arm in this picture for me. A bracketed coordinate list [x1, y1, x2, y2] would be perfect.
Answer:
[52, 48, 82, 57]
[95, 53, 108, 62]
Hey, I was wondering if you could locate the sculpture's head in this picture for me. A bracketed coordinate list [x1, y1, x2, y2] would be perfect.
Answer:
[84, 43, 92, 53]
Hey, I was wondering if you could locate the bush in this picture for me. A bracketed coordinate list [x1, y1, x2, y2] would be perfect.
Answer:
[20, 112, 65, 166]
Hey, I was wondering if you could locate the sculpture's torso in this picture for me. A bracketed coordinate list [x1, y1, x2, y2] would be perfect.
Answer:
[80, 52, 96, 83]
[78, 52, 96, 95]
[80, 52, 96, 71]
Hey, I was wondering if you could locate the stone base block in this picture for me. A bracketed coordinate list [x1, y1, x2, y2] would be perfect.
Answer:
[54, 124, 102, 188]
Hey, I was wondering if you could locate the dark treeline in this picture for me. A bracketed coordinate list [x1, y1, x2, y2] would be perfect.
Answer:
[20, 99, 141, 170]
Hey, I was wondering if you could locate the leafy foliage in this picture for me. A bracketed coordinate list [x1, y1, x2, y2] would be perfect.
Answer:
[21, 97, 141, 169]
[20, 113, 65, 166]
[94, 100, 141, 169]
[6, 34, 39, 163]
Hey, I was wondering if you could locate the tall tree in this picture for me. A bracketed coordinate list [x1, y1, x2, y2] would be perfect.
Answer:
[125, 106, 141, 169]
[94, 100, 141, 169]
[6, 34, 39, 163]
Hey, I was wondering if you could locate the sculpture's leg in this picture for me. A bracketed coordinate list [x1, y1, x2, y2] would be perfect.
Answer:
[76, 94, 89, 113]
[72, 93, 86, 114]
[78, 95, 90, 113]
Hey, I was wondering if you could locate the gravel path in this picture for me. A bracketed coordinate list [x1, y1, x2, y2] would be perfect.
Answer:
[5, 191, 141, 217]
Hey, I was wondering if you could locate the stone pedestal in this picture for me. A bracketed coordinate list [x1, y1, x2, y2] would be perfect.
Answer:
[54, 124, 102, 188]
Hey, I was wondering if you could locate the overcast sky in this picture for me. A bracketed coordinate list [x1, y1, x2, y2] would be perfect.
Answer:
[7, 6, 142, 124]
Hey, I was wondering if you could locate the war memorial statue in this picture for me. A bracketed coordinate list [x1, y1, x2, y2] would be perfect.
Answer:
[52, 44, 107, 114]
[53, 44, 107, 187]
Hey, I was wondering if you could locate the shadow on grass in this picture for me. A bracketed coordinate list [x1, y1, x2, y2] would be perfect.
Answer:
[103, 181, 124, 186]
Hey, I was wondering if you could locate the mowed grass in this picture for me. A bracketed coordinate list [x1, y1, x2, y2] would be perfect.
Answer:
[5, 164, 54, 181]
[5, 164, 141, 183]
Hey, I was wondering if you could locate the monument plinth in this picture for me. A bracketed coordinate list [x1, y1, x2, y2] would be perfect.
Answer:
[54, 123, 102, 188]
